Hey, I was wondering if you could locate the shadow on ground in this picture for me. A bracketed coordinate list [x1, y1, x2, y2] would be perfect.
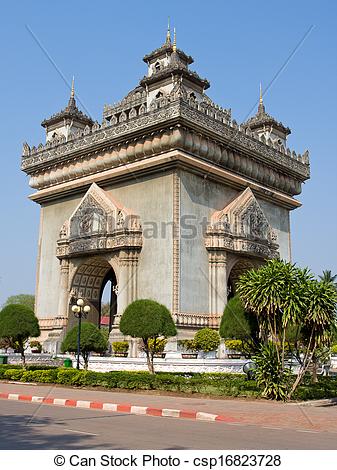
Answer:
[0, 413, 115, 450]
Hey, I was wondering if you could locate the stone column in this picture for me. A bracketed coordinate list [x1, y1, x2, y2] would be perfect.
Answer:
[111, 250, 139, 353]
[208, 251, 227, 326]
[116, 250, 139, 316]
[57, 258, 70, 318]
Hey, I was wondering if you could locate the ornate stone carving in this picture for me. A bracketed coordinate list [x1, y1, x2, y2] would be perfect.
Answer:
[22, 142, 31, 156]
[92, 121, 100, 132]
[173, 312, 221, 328]
[172, 171, 180, 314]
[56, 183, 142, 259]
[129, 107, 137, 119]
[59, 221, 69, 239]
[22, 96, 309, 188]
[25, 123, 305, 200]
[70, 194, 107, 239]
[205, 187, 279, 259]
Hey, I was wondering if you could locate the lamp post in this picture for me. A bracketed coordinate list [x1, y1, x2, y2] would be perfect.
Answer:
[71, 298, 91, 370]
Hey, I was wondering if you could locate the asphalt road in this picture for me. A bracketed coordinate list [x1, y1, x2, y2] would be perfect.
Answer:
[0, 400, 336, 450]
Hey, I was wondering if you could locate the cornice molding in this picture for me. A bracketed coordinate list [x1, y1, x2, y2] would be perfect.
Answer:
[22, 98, 309, 186]
[28, 151, 302, 211]
[25, 125, 307, 201]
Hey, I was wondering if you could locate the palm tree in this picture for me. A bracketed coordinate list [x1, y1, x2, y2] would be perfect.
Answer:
[237, 259, 337, 400]
[319, 270, 337, 289]
[237, 260, 310, 343]
[289, 279, 337, 394]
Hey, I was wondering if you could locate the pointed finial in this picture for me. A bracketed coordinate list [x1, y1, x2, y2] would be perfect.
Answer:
[71, 76, 75, 98]
[173, 27, 177, 52]
[258, 82, 265, 113]
[67, 75, 76, 109]
[166, 17, 171, 44]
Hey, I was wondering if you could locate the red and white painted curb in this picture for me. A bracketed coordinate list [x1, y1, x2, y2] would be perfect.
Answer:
[0, 391, 237, 424]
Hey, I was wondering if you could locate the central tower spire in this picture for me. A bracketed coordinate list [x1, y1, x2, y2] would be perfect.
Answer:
[258, 82, 265, 114]
[166, 17, 171, 45]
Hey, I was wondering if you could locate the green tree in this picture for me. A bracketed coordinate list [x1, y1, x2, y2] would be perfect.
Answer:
[318, 270, 337, 289]
[101, 302, 110, 317]
[3, 294, 35, 311]
[119, 299, 177, 373]
[61, 322, 108, 370]
[194, 328, 220, 353]
[237, 259, 337, 400]
[219, 296, 259, 356]
[0, 304, 40, 367]
[290, 279, 337, 392]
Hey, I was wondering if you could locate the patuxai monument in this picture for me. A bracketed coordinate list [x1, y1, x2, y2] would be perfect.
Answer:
[21, 29, 310, 353]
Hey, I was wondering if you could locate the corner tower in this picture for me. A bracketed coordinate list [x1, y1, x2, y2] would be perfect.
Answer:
[41, 78, 93, 143]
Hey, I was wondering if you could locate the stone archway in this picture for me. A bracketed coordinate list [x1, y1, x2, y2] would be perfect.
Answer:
[99, 269, 118, 333]
[68, 257, 118, 329]
[55, 183, 143, 336]
[227, 258, 263, 300]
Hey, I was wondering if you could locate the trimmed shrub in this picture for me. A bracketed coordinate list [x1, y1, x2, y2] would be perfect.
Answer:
[225, 339, 243, 352]
[0, 304, 40, 367]
[194, 328, 220, 353]
[4, 368, 25, 381]
[331, 344, 337, 355]
[61, 322, 108, 370]
[147, 338, 167, 354]
[220, 296, 259, 356]
[1, 364, 336, 401]
[112, 341, 129, 354]
[57, 369, 83, 385]
[120, 299, 176, 373]
[20, 369, 58, 383]
[178, 339, 198, 352]
[30, 340, 42, 352]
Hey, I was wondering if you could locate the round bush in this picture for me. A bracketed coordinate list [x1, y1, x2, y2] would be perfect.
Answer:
[112, 341, 129, 353]
[194, 328, 220, 352]
[225, 339, 243, 352]
[0, 304, 40, 340]
[120, 299, 176, 339]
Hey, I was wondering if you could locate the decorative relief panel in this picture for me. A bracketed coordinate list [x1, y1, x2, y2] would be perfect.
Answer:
[205, 187, 279, 259]
[56, 183, 142, 259]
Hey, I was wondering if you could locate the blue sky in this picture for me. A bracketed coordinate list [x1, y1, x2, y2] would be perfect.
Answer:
[0, 0, 336, 305]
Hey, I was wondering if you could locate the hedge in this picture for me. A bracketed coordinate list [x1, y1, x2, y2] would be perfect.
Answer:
[0, 365, 336, 401]
[0, 365, 259, 397]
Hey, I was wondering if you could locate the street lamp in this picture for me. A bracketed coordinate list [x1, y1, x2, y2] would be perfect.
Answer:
[71, 298, 91, 370]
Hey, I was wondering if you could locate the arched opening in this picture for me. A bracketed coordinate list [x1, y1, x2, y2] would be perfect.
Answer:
[99, 268, 117, 333]
[69, 257, 117, 330]
[227, 259, 262, 300]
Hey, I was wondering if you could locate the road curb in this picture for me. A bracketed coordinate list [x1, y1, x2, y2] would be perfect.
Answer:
[0, 391, 237, 424]
[290, 397, 337, 407]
